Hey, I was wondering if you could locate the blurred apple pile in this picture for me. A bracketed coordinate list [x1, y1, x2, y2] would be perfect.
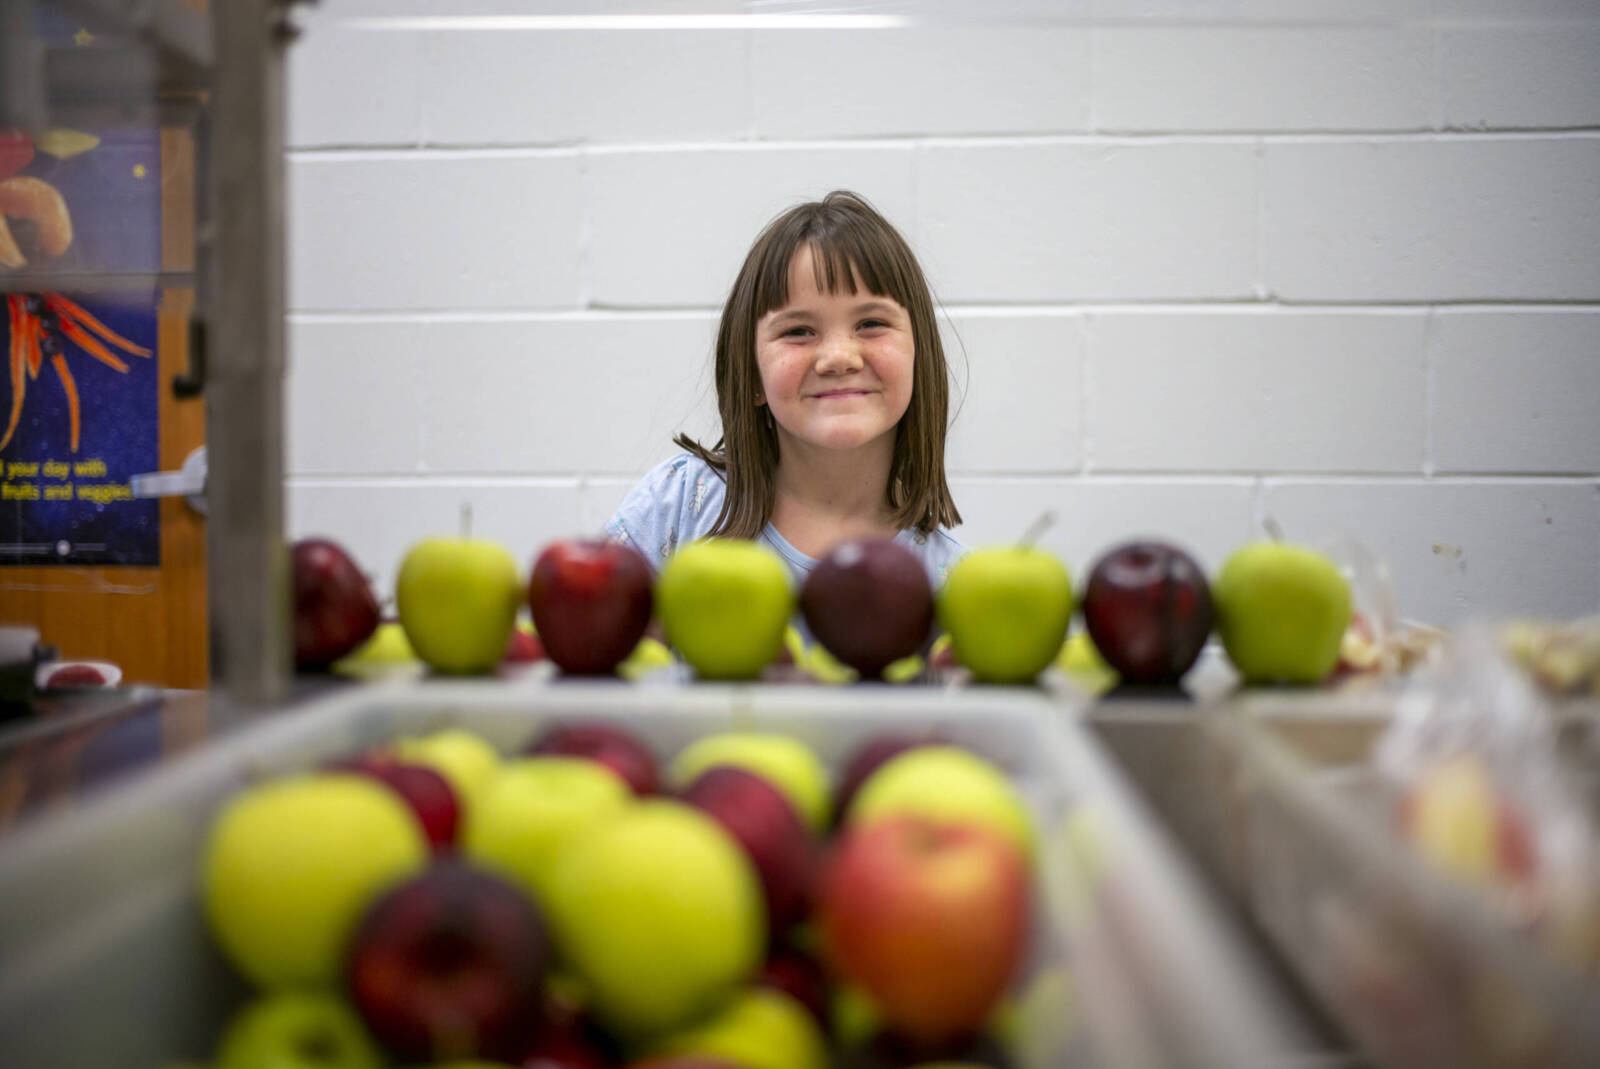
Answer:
[293, 523, 1385, 692]
[200, 721, 1049, 1068]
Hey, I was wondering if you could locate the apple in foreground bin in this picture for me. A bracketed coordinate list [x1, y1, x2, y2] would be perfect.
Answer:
[292, 537, 381, 669]
[800, 538, 933, 679]
[516, 994, 618, 1069]
[463, 756, 632, 909]
[682, 765, 817, 934]
[544, 800, 765, 1037]
[820, 816, 1030, 1046]
[669, 732, 831, 833]
[756, 945, 831, 1028]
[528, 539, 654, 675]
[527, 721, 661, 795]
[216, 990, 381, 1069]
[325, 754, 461, 853]
[638, 987, 829, 1069]
[203, 775, 428, 989]
[843, 1032, 1016, 1069]
[832, 734, 944, 826]
[848, 745, 1035, 861]
[1082, 540, 1214, 685]
[344, 862, 551, 1063]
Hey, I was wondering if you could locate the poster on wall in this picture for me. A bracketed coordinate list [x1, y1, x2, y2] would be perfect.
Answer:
[1, 126, 163, 566]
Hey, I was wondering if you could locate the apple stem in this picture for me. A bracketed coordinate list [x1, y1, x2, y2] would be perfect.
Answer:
[1019, 511, 1056, 548]
[460, 502, 473, 539]
[1263, 515, 1286, 542]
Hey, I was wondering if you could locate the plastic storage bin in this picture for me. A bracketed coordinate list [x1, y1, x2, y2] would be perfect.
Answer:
[0, 678, 1316, 1068]
[1096, 695, 1600, 1069]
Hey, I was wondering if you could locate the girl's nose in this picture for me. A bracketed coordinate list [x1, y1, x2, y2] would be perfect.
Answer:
[815, 332, 863, 374]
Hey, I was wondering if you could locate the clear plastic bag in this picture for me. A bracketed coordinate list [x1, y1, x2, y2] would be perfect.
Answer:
[1320, 534, 1444, 682]
[1375, 626, 1600, 973]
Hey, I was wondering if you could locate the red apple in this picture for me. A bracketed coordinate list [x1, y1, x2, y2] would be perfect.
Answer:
[819, 816, 1029, 1046]
[526, 722, 660, 796]
[844, 1030, 1015, 1068]
[505, 626, 547, 664]
[326, 755, 461, 852]
[292, 538, 382, 669]
[527, 540, 653, 676]
[1081, 540, 1214, 685]
[832, 734, 944, 827]
[799, 539, 934, 679]
[755, 945, 829, 1028]
[344, 862, 550, 1063]
[517, 996, 618, 1069]
[681, 766, 816, 936]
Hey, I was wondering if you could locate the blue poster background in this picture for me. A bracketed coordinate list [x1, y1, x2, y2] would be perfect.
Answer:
[1, 295, 161, 565]
[2, 123, 164, 565]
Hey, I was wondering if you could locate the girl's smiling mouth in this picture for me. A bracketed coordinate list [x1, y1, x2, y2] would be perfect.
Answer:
[810, 388, 874, 400]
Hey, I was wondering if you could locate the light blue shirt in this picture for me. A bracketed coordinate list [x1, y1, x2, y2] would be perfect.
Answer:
[604, 453, 967, 594]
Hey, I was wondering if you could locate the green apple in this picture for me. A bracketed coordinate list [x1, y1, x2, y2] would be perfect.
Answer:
[396, 535, 522, 674]
[330, 620, 420, 679]
[669, 731, 830, 832]
[937, 546, 1074, 684]
[1213, 541, 1350, 685]
[1055, 630, 1118, 695]
[643, 987, 829, 1069]
[545, 799, 764, 1036]
[657, 538, 794, 680]
[848, 746, 1035, 861]
[389, 727, 501, 812]
[202, 774, 428, 987]
[831, 983, 884, 1050]
[618, 635, 676, 681]
[216, 990, 380, 1069]
[462, 756, 633, 908]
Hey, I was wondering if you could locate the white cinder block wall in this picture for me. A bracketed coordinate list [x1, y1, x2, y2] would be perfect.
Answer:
[284, 1, 1600, 627]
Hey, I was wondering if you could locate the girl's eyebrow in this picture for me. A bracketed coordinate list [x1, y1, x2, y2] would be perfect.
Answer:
[765, 299, 900, 327]
[765, 308, 811, 327]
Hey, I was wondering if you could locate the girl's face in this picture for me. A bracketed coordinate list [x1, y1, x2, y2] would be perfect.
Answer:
[754, 245, 915, 457]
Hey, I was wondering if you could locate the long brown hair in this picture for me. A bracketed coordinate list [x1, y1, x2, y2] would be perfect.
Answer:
[675, 190, 960, 538]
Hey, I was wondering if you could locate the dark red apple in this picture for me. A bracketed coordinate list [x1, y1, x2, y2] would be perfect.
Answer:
[344, 862, 550, 1063]
[1081, 540, 1214, 685]
[680, 765, 817, 935]
[292, 537, 381, 669]
[327, 754, 461, 852]
[800, 539, 933, 679]
[844, 1030, 1015, 1068]
[525, 722, 660, 796]
[832, 734, 944, 827]
[504, 627, 547, 664]
[527, 540, 653, 676]
[755, 945, 829, 1028]
[819, 816, 1029, 1046]
[517, 995, 618, 1069]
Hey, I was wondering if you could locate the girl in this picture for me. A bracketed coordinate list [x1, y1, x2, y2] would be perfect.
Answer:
[605, 190, 964, 589]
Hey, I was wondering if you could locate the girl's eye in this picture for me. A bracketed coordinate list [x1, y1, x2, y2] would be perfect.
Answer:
[781, 326, 812, 338]
[859, 319, 889, 330]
